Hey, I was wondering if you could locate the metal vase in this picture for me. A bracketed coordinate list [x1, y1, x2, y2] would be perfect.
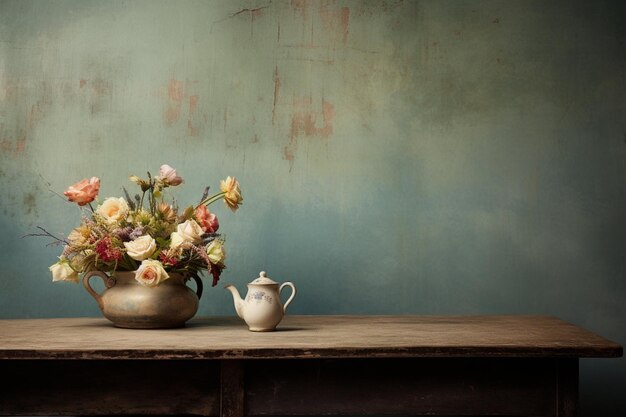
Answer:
[83, 270, 203, 329]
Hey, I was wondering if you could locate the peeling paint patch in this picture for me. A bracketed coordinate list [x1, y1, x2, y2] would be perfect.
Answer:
[188, 95, 199, 136]
[319, 5, 350, 44]
[28, 100, 46, 130]
[0, 135, 27, 157]
[165, 78, 184, 126]
[23, 192, 37, 215]
[90, 78, 110, 97]
[79, 78, 111, 115]
[2, 80, 18, 103]
[162, 79, 204, 136]
[289, 98, 334, 140]
[340, 7, 350, 43]
[291, 0, 311, 19]
[283, 98, 335, 169]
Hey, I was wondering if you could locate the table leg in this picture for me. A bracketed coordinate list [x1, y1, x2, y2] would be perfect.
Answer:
[221, 360, 245, 417]
[557, 358, 579, 417]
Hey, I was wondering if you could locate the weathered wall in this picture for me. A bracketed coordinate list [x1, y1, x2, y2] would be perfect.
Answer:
[1, 0, 625, 414]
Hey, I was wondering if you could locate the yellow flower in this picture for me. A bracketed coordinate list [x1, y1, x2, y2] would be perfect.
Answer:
[220, 176, 243, 212]
[67, 225, 91, 246]
[129, 175, 150, 192]
[157, 202, 177, 223]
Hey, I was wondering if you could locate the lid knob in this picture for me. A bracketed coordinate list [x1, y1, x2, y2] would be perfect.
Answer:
[260, 271, 267, 277]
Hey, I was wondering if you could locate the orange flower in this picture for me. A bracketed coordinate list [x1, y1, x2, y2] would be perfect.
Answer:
[219, 176, 243, 212]
[63, 177, 100, 206]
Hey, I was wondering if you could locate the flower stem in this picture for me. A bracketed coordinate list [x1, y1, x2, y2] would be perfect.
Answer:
[196, 192, 226, 209]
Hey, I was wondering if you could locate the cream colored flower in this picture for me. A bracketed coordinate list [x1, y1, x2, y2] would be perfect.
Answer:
[96, 197, 130, 224]
[219, 176, 243, 212]
[135, 259, 169, 287]
[169, 231, 187, 250]
[206, 240, 226, 265]
[49, 260, 79, 283]
[123, 235, 157, 261]
[176, 219, 203, 244]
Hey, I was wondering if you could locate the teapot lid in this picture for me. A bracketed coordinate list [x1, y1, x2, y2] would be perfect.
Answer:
[250, 271, 278, 285]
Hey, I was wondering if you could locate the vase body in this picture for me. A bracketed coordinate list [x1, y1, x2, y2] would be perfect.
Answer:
[83, 271, 202, 329]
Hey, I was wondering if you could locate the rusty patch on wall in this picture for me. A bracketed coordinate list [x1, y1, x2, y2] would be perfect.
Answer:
[161, 78, 203, 137]
[283, 97, 335, 169]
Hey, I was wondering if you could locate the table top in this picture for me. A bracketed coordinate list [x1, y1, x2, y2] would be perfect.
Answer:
[0, 315, 621, 360]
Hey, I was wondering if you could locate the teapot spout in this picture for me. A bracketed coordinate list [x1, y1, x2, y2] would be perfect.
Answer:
[224, 284, 245, 320]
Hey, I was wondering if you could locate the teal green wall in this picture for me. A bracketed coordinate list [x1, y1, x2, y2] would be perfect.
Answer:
[1, 0, 625, 414]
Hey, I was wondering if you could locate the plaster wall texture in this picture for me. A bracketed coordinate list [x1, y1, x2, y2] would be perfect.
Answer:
[1, 1, 625, 414]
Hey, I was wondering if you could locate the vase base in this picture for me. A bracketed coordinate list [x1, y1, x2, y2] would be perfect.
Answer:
[110, 321, 187, 329]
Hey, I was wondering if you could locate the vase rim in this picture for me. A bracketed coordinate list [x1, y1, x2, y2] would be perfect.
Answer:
[106, 270, 188, 284]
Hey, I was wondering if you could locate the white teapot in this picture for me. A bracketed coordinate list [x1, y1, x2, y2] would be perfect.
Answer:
[225, 271, 296, 331]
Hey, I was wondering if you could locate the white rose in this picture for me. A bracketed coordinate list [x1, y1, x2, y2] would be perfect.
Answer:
[123, 235, 157, 261]
[169, 231, 187, 250]
[206, 240, 226, 264]
[96, 197, 130, 224]
[49, 260, 79, 283]
[135, 259, 169, 287]
[176, 219, 203, 244]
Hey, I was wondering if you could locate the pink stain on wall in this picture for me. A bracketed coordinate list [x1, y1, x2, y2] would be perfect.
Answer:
[79, 79, 87, 88]
[165, 78, 184, 126]
[28, 101, 46, 130]
[251, 8, 264, 19]
[283, 97, 335, 169]
[319, 5, 350, 44]
[188, 95, 199, 136]
[289, 98, 334, 140]
[340, 7, 350, 44]
[189, 95, 198, 113]
[291, 0, 311, 19]
[0, 135, 27, 157]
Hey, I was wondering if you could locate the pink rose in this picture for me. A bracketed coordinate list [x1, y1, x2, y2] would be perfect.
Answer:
[63, 177, 100, 206]
[157, 164, 183, 186]
[135, 260, 169, 287]
[194, 205, 219, 233]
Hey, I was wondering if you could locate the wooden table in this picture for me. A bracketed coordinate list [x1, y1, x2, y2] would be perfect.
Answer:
[0, 315, 622, 417]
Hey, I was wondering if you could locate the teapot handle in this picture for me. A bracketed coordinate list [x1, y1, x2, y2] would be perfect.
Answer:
[279, 282, 297, 313]
[82, 271, 116, 311]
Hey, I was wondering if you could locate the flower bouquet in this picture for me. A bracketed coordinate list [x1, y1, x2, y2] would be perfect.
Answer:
[37, 164, 242, 328]
[46, 164, 242, 287]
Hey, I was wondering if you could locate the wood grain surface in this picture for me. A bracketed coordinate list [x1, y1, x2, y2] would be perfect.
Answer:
[0, 315, 621, 360]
